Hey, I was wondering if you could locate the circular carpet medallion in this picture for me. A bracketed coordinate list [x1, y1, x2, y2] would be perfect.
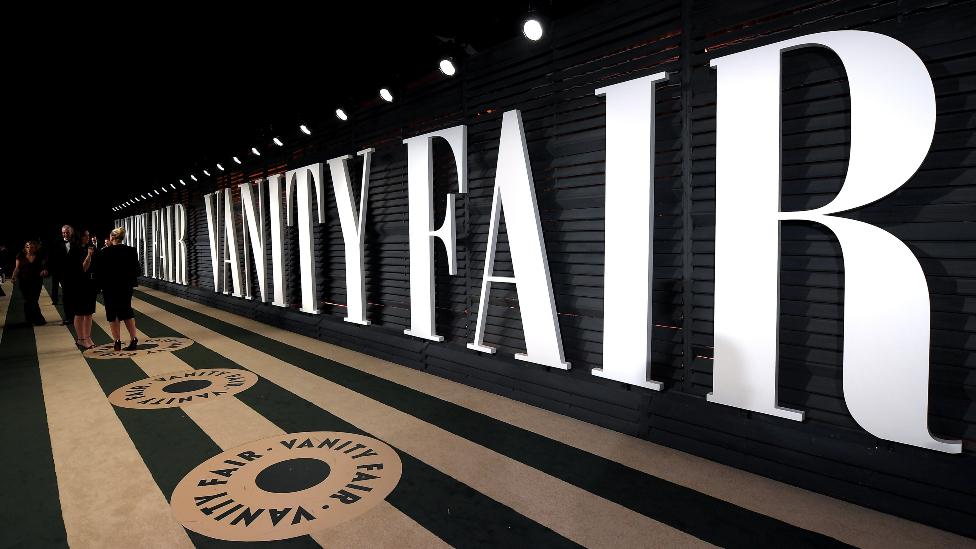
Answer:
[83, 337, 194, 359]
[171, 432, 402, 541]
[107, 368, 259, 409]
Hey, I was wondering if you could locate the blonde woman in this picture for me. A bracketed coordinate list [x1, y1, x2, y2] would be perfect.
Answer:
[95, 227, 141, 351]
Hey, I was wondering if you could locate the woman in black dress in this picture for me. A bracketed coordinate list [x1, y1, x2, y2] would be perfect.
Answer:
[72, 233, 97, 350]
[96, 227, 141, 351]
[11, 241, 47, 325]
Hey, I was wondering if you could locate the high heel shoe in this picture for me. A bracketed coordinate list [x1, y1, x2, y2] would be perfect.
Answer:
[113, 340, 122, 351]
[75, 339, 87, 351]
[125, 338, 138, 351]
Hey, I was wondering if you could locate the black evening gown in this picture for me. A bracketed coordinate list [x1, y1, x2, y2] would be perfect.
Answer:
[75, 248, 97, 316]
[16, 252, 46, 325]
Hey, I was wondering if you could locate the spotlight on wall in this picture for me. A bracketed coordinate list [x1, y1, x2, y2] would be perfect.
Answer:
[300, 124, 312, 135]
[190, 174, 198, 182]
[203, 169, 211, 176]
[233, 156, 242, 165]
[379, 88, 394, 102]
[216, 163, 225, 171]
[335, 108, 348, 121]
[439, 58, 457, 76]
[523, 18, 544, 41]
[251, 147, 261, 156]
[273, 137, 284, 146]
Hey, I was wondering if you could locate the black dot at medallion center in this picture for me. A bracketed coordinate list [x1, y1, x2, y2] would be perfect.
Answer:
[162, 379, 214, 394]
[254, 458, 332, 493]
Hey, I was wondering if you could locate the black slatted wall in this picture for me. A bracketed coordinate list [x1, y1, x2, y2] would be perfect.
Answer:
[131, 0, 976, 536]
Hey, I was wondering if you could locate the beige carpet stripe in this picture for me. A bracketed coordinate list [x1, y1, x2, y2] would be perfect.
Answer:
[35, 291, 195, 549]
[141, 287, 973, 549]
[91, 303, 447, 549]
[132, 294, 710, 548]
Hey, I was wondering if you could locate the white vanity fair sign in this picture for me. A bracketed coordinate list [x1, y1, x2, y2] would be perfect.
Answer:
[120, 204, 188, 286]
[117, 31, 961, 454]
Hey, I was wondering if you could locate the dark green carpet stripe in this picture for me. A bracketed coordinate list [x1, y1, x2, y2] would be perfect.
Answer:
[135, 289, 852, 549]
[133, 309, 582, 549]
[0, 285, 68, 549]
[74, 305, 320, 549]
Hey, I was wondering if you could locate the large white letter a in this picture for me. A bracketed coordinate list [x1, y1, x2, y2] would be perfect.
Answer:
[468, 110, 570, 370]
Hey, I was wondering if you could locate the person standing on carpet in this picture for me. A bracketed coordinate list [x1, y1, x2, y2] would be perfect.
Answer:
[47, 225, 76, 317]
[72, 234, 98, 350]
[11, 241, 48, 325]
[96, 227, 141, 351]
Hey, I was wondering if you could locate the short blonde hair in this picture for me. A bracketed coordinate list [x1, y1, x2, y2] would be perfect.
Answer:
[110, 227, 126, 243]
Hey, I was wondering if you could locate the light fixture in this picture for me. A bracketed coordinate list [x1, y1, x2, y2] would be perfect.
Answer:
[162, 187, 168, 193]
[170, 183, 176, 189]
[203, 169, 211, 176]
[217, 163, 225, 171]
[379, 88, 394, 102]
[335, 108, 348, 121]
[439, 58, 457, 76]
[190, 174, 198, 182]
[523, 18, 544, 41]
[233, 156, 242, 165]
[154, 190, 160, 195]
[180, 179, 186, 185]
[251, 147, 261, 156]
[300, 124, 311, 135]
[141, 194, 147, 199]
[273, 137, 284, 146]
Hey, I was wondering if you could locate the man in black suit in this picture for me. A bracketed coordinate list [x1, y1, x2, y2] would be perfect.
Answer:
[48, 224, 77, 324]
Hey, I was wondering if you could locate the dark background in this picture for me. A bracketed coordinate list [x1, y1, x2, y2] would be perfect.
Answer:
[12, 0, 976, 537]
[3, 1, 597, 251]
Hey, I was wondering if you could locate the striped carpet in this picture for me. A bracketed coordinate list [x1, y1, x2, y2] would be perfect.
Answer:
[0, 280, 970, 548]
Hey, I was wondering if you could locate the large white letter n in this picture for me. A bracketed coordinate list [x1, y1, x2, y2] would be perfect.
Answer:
[709, 31, 960, 453]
